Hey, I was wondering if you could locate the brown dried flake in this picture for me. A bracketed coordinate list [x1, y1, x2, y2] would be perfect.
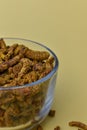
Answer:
[33, 62, 45, 72]
[0, 38, 6, 49]
[14, 44, 28, 56]
[37, 125, 43, 130]
[5, 44, 18, 60]
[8, 54, 23, 67]
[18, 58, 32, 78]
[39, 62, 53, 79]
[46, 56, 54, 64]
[54, 126, 60, 130]
[69, 121, 87, 130]
[0, 54, 23, 73]
[12, 62, 23, 76]
[0, 74, 12, 86]
[25, 49, 50, 61]
[23, 71, 38, 82]
[48, 110, 56, 117]
[0, 52, 6, 61]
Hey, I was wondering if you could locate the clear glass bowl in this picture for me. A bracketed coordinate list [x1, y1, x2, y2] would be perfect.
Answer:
[0, 38, 59, 130]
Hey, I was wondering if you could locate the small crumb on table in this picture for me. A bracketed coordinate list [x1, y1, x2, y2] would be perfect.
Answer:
[48, 110, 56, 117]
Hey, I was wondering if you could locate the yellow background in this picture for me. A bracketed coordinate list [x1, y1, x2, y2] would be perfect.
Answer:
[0, 0, 87, 129]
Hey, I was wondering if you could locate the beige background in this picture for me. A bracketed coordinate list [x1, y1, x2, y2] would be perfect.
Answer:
[0, 0, 87, 130]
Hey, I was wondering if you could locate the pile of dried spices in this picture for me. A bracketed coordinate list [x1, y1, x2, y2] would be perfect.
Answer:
[0, 38, 55, 127]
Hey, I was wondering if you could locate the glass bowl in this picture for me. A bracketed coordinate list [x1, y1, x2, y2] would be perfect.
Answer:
[0, 38, 59, 130]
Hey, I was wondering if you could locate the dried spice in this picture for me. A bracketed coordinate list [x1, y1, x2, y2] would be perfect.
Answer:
[5, 44, 18, 60]
[0, 38, 6, 49]
[69, 121, 87, 130]
[11, 62, 23, 77]
[54, 126, 60, 130]
[14, 44, 28, 56]
[48, 110, 56, 117]
[37, 125, 43, 130]
[0, 39, 54, 127]
[18, 58, 32, 78]
[0, 54, 23, 72]
[25, 48, 50, 61]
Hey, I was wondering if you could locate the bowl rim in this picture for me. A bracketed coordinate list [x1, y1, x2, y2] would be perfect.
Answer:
[0, 37, 59, 90]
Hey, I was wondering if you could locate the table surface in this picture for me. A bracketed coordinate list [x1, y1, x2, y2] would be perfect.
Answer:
[0, 0, 87, 130]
